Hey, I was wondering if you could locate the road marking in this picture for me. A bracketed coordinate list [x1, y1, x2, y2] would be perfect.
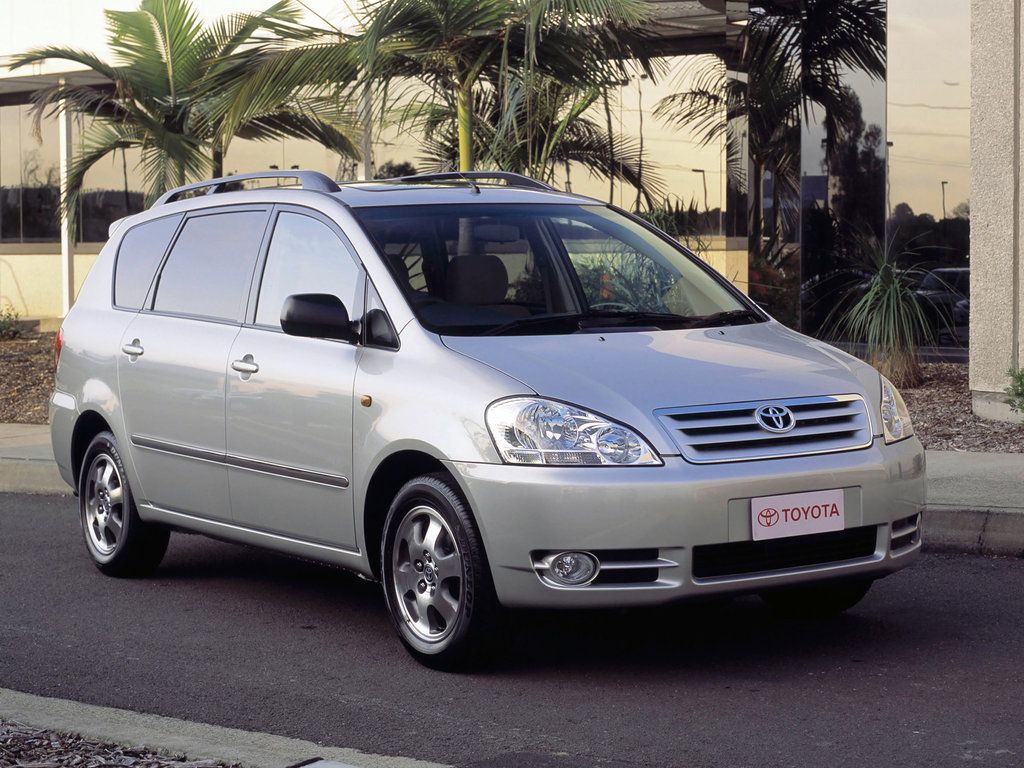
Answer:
[0, 688, 450, 768]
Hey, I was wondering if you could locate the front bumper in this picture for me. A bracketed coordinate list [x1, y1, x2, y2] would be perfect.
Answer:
[449, 436, 925, 608]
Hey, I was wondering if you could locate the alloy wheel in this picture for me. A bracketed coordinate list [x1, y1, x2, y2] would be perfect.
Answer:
[391, 504, 464, 643]
[83, 453, 125, 557]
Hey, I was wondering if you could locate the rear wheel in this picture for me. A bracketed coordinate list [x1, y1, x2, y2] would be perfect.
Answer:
[381, 473, 499, 669]
[759, 579, 873, 618]
[79, 432, 169, 577]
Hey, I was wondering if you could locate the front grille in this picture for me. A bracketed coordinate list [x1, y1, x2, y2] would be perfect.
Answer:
[692, 526, 879, 580]
[657, 394, 873, 463]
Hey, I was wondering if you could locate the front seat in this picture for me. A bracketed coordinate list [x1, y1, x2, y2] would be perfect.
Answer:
[445, 254, 528, 317]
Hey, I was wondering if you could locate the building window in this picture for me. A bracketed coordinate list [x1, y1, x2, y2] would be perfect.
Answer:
[0, 103, 60, 244]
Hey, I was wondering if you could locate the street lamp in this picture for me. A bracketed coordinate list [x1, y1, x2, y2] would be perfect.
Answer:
[941, 180, 949, 219]
[692, 168, 708, 235]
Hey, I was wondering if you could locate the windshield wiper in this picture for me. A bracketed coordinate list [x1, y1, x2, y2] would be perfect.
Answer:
[687, 308, 764, 328]
[577, 310, 686, 328]
[480, 307, 762, 336]
[481, 312, 584, 336]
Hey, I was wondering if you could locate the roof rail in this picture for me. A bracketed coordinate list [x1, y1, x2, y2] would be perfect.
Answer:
[154, 170, 341, 206]
[390, 171, 556, 192]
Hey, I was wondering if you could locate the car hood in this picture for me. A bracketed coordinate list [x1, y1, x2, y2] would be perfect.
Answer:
[442, 321, 882, 454]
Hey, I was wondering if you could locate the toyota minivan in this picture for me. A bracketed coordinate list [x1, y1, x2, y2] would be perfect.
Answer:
[51, 170, 924, 668]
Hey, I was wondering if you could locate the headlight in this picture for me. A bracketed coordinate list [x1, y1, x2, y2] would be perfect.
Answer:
[486, 397, 661, 466]
[880, 376, 914, 444]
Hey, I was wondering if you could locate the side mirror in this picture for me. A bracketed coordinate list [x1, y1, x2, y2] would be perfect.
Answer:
[281, 293, 358, 343]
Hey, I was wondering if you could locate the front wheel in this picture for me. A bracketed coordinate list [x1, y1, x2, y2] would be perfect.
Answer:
[759, 578, 873, 618]
[79, 431, 169, 577]
[381, 473, 499, 670]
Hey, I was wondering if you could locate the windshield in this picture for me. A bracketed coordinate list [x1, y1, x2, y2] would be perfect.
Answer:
[354, 203, 759, 336]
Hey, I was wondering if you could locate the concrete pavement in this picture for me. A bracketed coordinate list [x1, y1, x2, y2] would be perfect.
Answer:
[1, 422, 1022, 554]
[0, 422, 65, 495]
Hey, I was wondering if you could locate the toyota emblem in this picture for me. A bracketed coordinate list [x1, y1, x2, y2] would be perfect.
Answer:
[757, 507, 780, 527]
[754, 404, 796, 433]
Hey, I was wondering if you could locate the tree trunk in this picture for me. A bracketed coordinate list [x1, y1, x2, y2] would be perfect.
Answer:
[603, 90, 615, 204]
[456, 82, 474, 172]
[212, 143, 224, 179]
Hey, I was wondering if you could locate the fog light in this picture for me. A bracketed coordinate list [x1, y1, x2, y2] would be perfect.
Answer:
[548, 551, 599, 586]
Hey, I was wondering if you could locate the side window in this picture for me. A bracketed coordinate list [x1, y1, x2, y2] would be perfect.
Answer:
[255, 212, 361, 328]
[114, 214, 182, 309]
[152, 210, 267, 321]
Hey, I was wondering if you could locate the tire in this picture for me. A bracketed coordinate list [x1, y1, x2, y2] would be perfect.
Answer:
[78, 431, 169, 577]
[759, 578, 873, 618]
[381, 473, 500, 670]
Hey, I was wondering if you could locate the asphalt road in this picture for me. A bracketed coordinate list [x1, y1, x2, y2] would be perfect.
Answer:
[2, 493, 1023, 768]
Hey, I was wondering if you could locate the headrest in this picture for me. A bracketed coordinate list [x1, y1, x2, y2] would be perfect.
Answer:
[445, 254, 509, 305]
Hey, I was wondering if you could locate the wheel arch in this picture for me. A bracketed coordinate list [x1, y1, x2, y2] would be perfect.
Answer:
[70, 410, 113, 489]
[362, 449, 467, 581]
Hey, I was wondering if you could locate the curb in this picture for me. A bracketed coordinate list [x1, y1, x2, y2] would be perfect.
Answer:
[923, 505, 1024, 558]
[0, 459, 70, 495]
[0, 688, 448, 768]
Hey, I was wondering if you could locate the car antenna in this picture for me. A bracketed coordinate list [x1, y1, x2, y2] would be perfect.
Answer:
[454, 170, 481, 194]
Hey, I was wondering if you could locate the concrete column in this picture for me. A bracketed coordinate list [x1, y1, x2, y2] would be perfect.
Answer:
[58, 79, 75, 317]
[969, 0, 1024, 422]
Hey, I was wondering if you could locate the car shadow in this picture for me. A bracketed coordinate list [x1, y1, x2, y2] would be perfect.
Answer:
[152, 533, 923, 676]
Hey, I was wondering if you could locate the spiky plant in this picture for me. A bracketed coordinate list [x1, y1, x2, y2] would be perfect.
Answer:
[824, 233, 936, 388]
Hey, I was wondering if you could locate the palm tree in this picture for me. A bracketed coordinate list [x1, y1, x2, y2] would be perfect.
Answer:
[8, 0, 358, 225]
[415, 77, 664, 204]
[358, 0, 653, 171]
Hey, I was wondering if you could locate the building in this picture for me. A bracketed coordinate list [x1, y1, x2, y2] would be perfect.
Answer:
[2, 1, 1008, 420]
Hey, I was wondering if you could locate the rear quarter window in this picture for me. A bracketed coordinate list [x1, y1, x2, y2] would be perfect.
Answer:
[113, 214, 183, 309]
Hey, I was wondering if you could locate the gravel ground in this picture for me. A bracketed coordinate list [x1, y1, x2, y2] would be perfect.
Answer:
[1, 334, 1021, 451]
[0, 332, 55, 424]
[0, 720, 234, 768]
[902, 362, 1024, 453]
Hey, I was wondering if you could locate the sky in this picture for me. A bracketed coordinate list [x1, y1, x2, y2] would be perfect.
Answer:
[0, 0, 970, 218]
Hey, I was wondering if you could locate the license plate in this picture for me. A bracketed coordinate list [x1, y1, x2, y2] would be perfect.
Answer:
[751, 489, 845, 541]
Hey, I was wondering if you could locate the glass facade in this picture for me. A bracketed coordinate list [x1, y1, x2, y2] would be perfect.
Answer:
[0, 0, 972, 349]
[887, 0, 971, 347]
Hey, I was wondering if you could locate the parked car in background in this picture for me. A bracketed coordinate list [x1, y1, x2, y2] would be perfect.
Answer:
[915, 267, 969, 346]
[50, 171, 925, 669]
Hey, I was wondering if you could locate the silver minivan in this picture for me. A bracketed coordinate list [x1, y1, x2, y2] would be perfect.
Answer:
[50, 170, 924, 668]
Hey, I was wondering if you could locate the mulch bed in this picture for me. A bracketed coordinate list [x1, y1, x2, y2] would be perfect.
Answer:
[0, 332, 56, 425]
[902, 362, 1024, 453]
[1, 334, 1021, 452]
[0, 720, 234, 768]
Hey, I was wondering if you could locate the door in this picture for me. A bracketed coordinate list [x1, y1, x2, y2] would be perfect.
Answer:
[118, 207, 270, 521]
[226, 208, 364, 548]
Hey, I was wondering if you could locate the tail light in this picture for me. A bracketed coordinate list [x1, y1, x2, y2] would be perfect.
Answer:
[54, 327, 64, 368]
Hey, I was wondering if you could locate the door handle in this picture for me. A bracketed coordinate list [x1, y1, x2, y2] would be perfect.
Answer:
[231, 358, 259, 375]
[121, 341, 144, 357]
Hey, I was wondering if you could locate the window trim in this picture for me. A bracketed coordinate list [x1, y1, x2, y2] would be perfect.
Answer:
[244, 204, 368, 344]
[362, 276, 401, 352]
[144, 204, 273, 325]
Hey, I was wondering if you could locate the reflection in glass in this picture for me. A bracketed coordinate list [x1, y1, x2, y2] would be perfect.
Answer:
[0, 104, 60, 243]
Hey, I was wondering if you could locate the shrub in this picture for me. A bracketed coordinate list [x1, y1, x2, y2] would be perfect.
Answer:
[1006, 368, 1024, 414]
[0, 304, 22, 340]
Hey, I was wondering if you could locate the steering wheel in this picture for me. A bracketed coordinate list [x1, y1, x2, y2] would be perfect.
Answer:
[589, 301, 633, 312]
